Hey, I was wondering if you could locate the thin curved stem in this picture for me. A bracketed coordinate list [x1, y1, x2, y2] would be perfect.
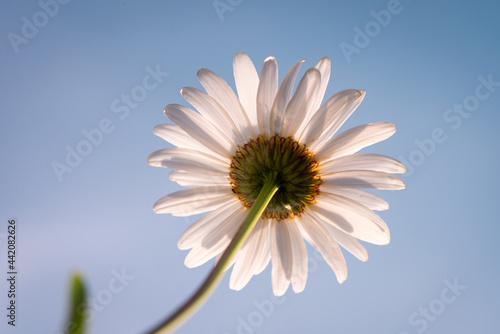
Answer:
[146, 173, 279, 334]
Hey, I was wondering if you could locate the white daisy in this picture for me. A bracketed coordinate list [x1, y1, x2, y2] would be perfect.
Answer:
[148, 52, 405, 296]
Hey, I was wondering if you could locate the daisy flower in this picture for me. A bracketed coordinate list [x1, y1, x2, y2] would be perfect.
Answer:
[148, 52, 405, 297]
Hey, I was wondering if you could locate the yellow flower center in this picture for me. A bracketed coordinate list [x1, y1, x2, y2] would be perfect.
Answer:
[229, 135, 321, 220]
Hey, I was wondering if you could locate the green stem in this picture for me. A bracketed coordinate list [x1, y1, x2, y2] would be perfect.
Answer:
[147, 173, 279, 334]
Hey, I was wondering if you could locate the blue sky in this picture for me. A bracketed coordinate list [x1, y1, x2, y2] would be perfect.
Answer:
[1, 0, 499, 333]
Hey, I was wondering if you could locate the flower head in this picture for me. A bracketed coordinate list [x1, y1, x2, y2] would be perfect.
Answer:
[149, 52, 405, 296]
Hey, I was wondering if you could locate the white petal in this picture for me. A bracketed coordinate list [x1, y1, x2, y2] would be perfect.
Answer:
[288, 218, 308, 293]
[320, 187, 389, 211]
[153, 186, 234, 216]
[233, 52, 259, 133]
[254, 220, 271, 274]
[213, 218, 268, 275]
[148, 148, 228, 175]
[230, 218, 269, 291]
[296, 58, 333, 136]
[153, 124, 210, 153]
[198, 69, 254, 141]
[322, 223, 368, 262]
[322, 170, 405, 190]
[298, 212, 347, 283]
[281, 68, 321, 138]
[315, 122, 396, 163]
[256, 56, 278, 137]
[178, 199, 242, 250]
[164, 104, 234, 159]
[300, 89, 365, 151]
[169, 171, 229, 187]
[309, 57, 331, 115]
[270, 59, 304, 135]
[184, 207, 247, 268]
[180, 87, 244, 145]
[312, 193, 390, 245]
[320, 153, 406, 174]
[270, 220, 292, 296]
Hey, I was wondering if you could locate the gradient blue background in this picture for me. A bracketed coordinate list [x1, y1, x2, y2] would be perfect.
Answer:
[1, 0, 499, 333]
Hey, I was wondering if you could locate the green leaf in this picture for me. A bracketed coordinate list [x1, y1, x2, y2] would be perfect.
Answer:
[65, 273, 87, 334]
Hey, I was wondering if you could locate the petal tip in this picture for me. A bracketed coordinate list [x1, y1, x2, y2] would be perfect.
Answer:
[177, 240, 187, 250]
[386, 122, 397, 133]
[152, 124, 162, 134]
[163, 104, 179, 117]
[292, 285, 306, 293]
[184, 260, 196, 268]
[273, 289, 286, 297]
[306, 67, 321, 75]
[168, 172, 175, 182]
[147, 152, 158, 166]
[152, 203, 160, 213]
[197, 68, 209, 77]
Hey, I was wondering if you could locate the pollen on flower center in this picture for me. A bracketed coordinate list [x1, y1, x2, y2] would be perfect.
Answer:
[229, 135, 322, 220]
